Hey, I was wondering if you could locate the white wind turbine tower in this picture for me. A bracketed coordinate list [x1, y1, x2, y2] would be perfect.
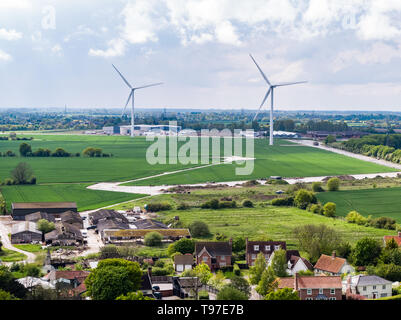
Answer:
[112, 64, 163, 138]
[249, 54, 307, 146]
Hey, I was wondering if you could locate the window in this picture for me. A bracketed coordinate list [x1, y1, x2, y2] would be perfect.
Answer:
[381, 293, 387, 298]
[319, 288, 323, 294]
[363, 286, 366, 291]
[221, 255, 225, 261]
[274, 245, 280, 250]
[330, 289, 335, 295]
[265, 245, 271, 251]
[373, 285, 376, 290]
[305, 297, 313, 300]
[202, 256, 208, 262]
[254, 245, 259, 251]
[265, 254, 270, 260]
[329, 297, 336, 300]
[382, 285, 386, 290]
[307, 289, 312, 295]
[251, 254, 256, 259]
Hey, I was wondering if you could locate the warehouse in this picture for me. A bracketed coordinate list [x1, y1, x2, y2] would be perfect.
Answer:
[11, 202, 78, 221]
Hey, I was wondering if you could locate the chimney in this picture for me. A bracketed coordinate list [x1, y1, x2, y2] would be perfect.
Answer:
[332, 250, 336, 259]
[148, 267, 152, 277]
[294, 273, 299, 291]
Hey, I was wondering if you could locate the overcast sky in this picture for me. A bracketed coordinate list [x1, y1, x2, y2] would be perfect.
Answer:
[2, 0, 401, 111]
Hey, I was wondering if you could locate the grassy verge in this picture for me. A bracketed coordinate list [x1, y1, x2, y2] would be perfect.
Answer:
[0, 248, 27, 262]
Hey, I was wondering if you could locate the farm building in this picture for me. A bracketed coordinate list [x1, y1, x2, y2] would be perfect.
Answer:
[101, 228, 191, 244]
[132, 219, 167, 229]
[12, 202, 77, 221]
[89, 209, 128, 226]
[11, 221, 42, 244]
[25, 212, 56, 223]
[60, 211, 83, 229]
[45, 222, 84, 246]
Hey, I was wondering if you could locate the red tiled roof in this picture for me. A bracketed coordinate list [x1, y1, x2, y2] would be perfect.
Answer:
[50, 270, 90, 280]
[314, 254, 346, 274]
[383, 235, 401, 246]
[277, 276, 342, 289]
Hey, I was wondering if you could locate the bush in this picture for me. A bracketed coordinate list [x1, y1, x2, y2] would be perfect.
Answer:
[201, 199, 220, 209]
[189, 221, 210, 237]
[198, 290, 209, 300]
[294, 189, 317, 209]
[217, 285, 248, 300]
[4, 178, 14, 185]
[271, 197, 294, 207]
[146, 202, 172, 212]
[327, 177, 340, 191]
[242, 200, 254, 208]
[312, 182, 324, 192]
[346, 211, 368, 225]
[177, 203, 190, 210]
[323, 202, 336, 217]
[167, 238, 195, 256]
[29, 177, 37, 185]
[144, 232, 163, 247]
[369, 217, 397, 230]
[309, 204, 323, 214]
[219, 201, 237, 209]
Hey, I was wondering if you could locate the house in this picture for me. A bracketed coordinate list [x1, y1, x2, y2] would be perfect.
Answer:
[60, 211, 84, 229]
[277, 274, 343, 300]
[11, 221, 42, 244]
[174, 254, 194, 272]
[25, 212, 56, 223]
[45, 222, 84, 246]
[195, 240, 232, 270]
[345, 275, 392, 299]
[383, 232, 401, 247]
[43, 270, 89, 288]
[314, 251, 355, 275]
[11, 202, 77, 221]
[286, 252, 314, 275]
[17, 276, 55, 290]
[245, 239, 286, 266]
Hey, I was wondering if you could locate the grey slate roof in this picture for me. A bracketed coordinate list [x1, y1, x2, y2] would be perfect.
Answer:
[355, 275, 392, 286]
[132, 219, 167, 229]
[11, 221, 41, 235]
[195, 241, 232, 257]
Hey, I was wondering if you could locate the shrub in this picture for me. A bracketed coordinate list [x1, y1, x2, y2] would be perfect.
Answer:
[177, 203, 190, 210]
[201, 199, 220, 209]
[198, 290, 209, 300]
[294, 189, 317, 209]
[271, 197, 294, 207]
[233, 264, 241, 276]
[29, 177, 37, 185]
[327, 177, 340, 191]
[146, 202, 172, 212]
[369, 217, 397, 230]
[323, 202, 336, 217]
[309, 204, 323, 215]
[346, 211, 368, 225]
[189, 221, 210, 237]
[144, 232, 163, 247]
[312, 182, 324, 192]
[217, 285, 248, 300]
[4, 178, 14, 185]
[219, 201, 237, 209]
[242, 200, 254, 208]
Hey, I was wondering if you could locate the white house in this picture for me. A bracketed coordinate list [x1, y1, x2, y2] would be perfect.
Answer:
[346, 275, 392, 299]
[314, 251, 355, 276]
[287, 255, 314, 275]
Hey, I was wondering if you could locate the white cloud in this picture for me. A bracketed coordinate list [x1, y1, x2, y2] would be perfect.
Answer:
[51, 44, 63, 56]
[89, 38, 126, 58]
[0, 28, 22, 41]
[215, 21, 241, 46]
[0, 0, 31, 9]
[0, 49, 12, 61]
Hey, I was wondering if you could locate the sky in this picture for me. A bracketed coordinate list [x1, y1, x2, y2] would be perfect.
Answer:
[2, 0, 401, 111]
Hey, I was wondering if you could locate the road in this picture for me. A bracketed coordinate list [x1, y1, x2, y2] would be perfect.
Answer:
[0, 216, 36, 264]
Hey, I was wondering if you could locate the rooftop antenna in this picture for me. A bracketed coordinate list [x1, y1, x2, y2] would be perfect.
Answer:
[112, 64, 163, 137]
[250, 54, 307, 145]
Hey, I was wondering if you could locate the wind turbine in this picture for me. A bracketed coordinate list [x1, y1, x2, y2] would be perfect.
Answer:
[249, 54, 307, 146]
[112, 64, 163, 138]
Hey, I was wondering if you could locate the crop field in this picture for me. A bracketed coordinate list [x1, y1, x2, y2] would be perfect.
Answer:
[317, 187, 401, 222]
[0, 183, 145, 212]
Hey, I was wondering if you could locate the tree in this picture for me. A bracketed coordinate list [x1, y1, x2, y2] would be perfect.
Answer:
[0, 266, 27, 299]
[368, 263, 401, 282]
[229, 276, 251, 298]
[351, 237, 382, 266]
[336, 242, 353, 260]
[116, 291, 154, 300]
[11, 162, 33, 184]
[85, 259, 142, 300]
[192, 263, 212, 285]
[36, 219, 55, 235]
[249, 252, 267, 285]
[242, 200, 254, 208]
[256, 267, 277, 296]
[144, 232, 162, 247]
[327, 177, 340, 191]
[216, 285, 248, 300]
[270, 249, 288, 277]
[19, 143, 32, 157]
[323, 202, 336, 217]
[189, 221, 210, 237]
[324, 135, 336, 145]
[207, 270, 226, 290]
[312, 182, 324, 192]
[167, 238, 195, 256]
[265, 288, 299, 300]
[385, 238, 399, 251]
[0, 289, 19, 300]
[293, 224, 342, 263]
[346, 211, 368, 225]
[294, 189, 317, 209]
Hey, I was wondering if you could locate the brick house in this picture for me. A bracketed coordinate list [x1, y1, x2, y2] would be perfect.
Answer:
[277, 273, 343, 300]
[245, 239, 286, 266]
[195, 240, 232, 270]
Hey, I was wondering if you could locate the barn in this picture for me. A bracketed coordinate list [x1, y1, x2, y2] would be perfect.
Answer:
[11, 221, 42, 244]
[11, 202, 78, 221]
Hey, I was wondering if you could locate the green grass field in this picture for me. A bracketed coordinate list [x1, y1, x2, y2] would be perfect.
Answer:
[0, 248, 27, 262]
[0, 183, 145, 212]
[317, 187, 401, 222]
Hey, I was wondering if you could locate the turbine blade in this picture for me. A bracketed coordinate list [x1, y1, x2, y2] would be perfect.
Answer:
[121, 91, 133, 117]
[134, 82, 163, 90]
[249, 54, 271, 86]
[274, 81, 307, 87]
[112, 64, 132, 89]
[253, 88, 271, 121]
